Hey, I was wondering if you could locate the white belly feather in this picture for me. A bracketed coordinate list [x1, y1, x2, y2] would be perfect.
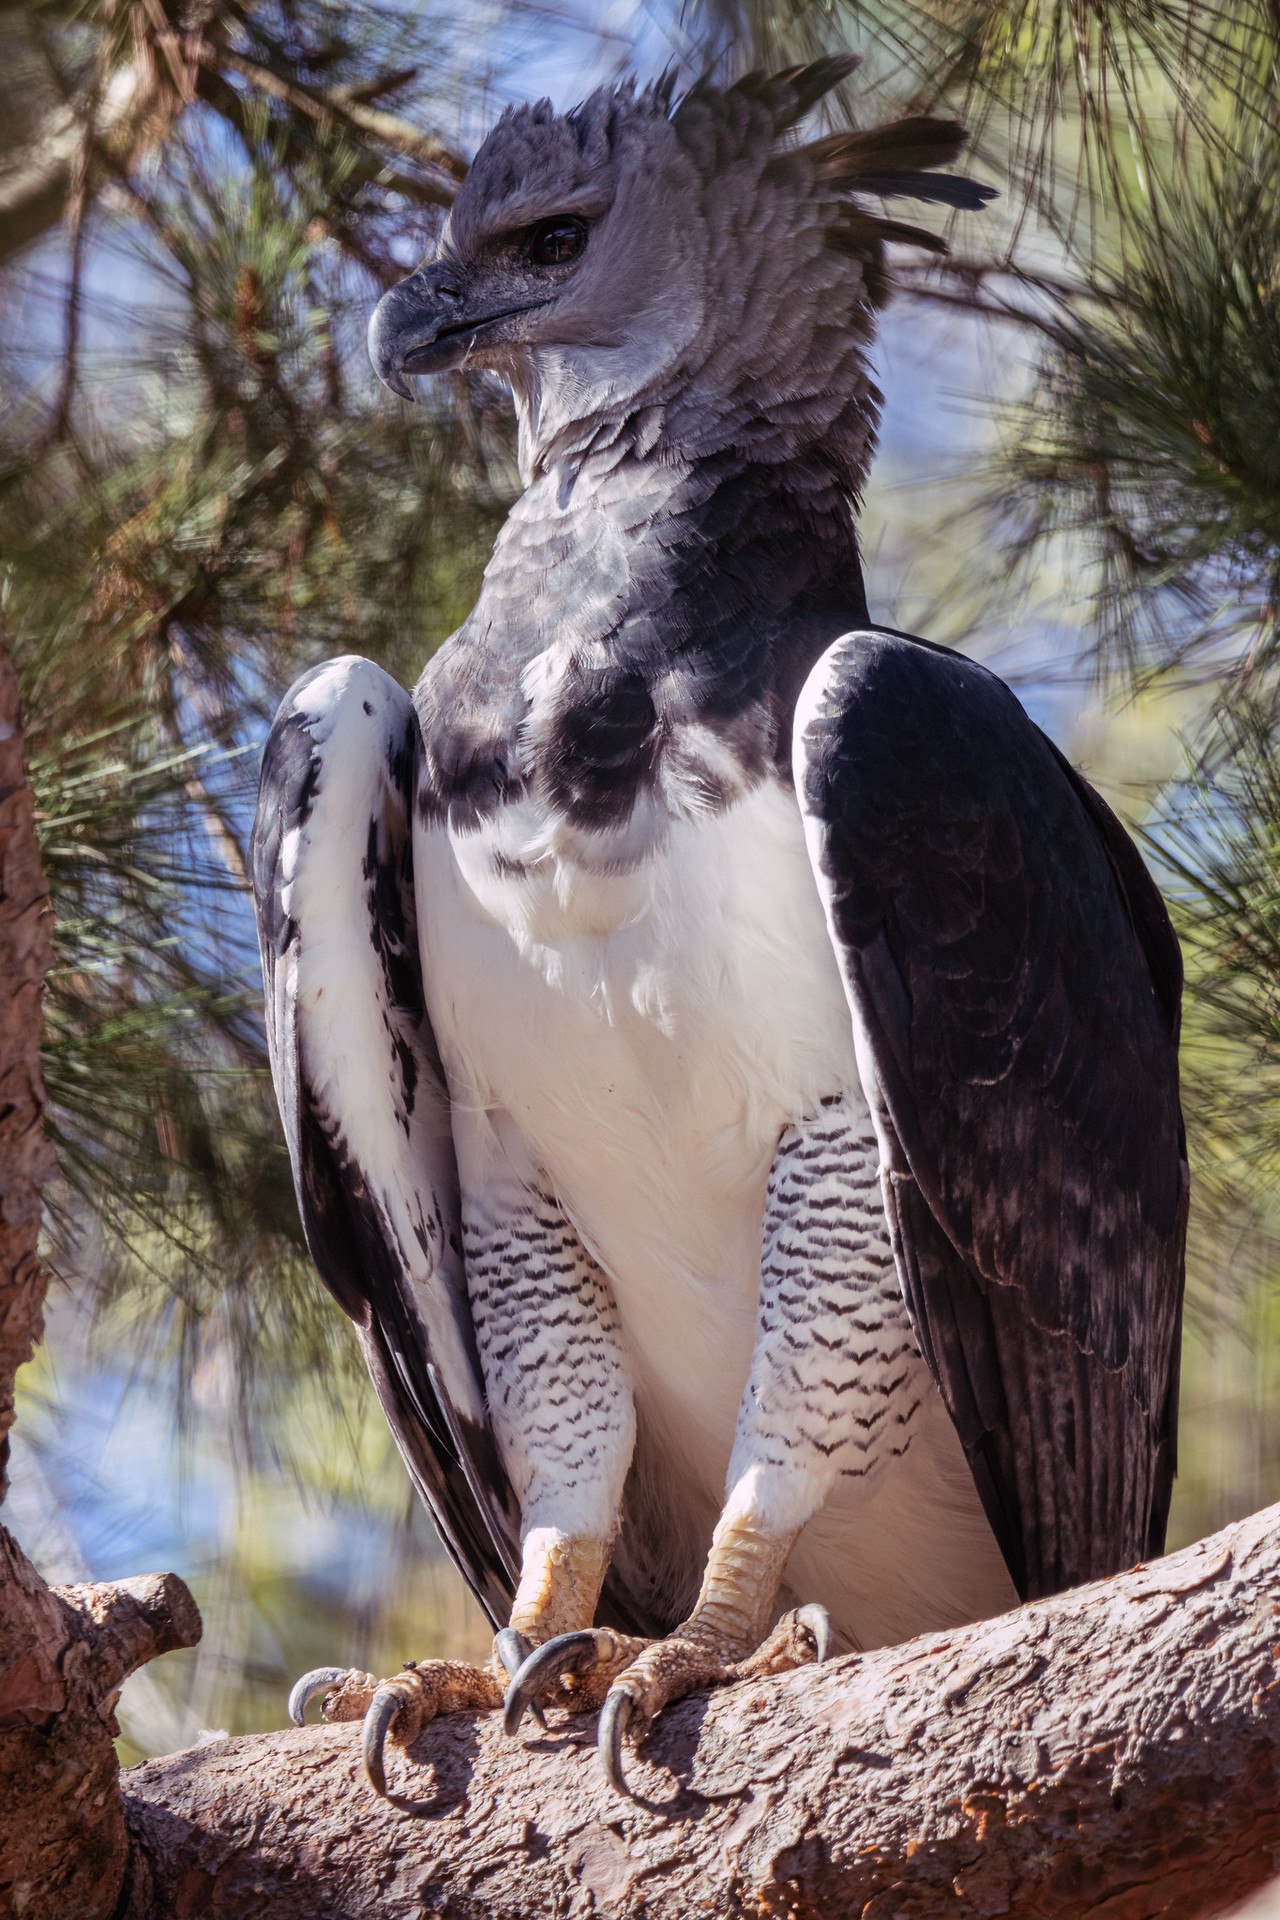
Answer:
[415, 775, 1015, 1646]
[417, 780, 851, 1426]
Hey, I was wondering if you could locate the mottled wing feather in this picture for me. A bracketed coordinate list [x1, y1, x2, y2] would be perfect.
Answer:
[251, 656, 521, 1627]
[794, 629, 1187, 1599]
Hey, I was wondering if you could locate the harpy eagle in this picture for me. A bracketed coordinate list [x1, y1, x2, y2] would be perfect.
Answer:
[253, 57, 1187, 1800]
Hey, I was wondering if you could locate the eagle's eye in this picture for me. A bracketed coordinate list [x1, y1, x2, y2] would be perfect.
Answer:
[529, 217, 587, 267]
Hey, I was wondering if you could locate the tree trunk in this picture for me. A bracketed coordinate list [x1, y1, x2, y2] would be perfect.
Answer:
[0, 624, 203, 1920]
[0, 621, 57, 1499]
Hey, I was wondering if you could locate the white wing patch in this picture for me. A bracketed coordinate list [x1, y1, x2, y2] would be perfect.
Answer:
[282, 657, 483, 1426]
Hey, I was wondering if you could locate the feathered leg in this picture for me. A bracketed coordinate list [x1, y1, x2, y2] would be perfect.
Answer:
[538, 1096, 917, 1793]
[461, 1111, 649, 1712]
[310, 1110, 645, 1800]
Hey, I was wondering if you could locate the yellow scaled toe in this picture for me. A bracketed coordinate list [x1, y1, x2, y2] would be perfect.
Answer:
[596, 1602, 833, 1796]
[288, 1656, 505, 1802]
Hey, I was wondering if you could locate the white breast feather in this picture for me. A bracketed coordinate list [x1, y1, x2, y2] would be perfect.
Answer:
[416, 755, 1014, 1646]
[416, 777, 848, 1478]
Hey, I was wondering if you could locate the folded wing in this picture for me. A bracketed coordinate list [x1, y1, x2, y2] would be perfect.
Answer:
[250, 656, 521, 1626]
[794, 629, 1188, 1600]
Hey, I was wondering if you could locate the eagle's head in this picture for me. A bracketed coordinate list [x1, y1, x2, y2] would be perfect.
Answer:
[369, 58, 993, 482]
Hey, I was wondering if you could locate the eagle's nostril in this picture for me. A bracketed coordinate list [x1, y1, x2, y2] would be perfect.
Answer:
[422, 266, 462, 302]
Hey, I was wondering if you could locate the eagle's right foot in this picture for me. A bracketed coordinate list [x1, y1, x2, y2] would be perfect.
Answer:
[288, 1533, 633, 1801]
[289, 1653, 506, 1802]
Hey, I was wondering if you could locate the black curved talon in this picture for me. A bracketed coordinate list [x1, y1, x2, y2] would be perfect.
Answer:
[494, 1627, 532, 1678]
[597, 1686, 636, 1797]
[795, 1602, 833, 1664]
[503, 1628, 609, 1737]
[361, 1682, 404, 1799]
[495, 1627, 546, 1729]
[288, 1666, 348, 1726]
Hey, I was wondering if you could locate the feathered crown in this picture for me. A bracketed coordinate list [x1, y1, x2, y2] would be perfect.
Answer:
[668, 55, 995, 305]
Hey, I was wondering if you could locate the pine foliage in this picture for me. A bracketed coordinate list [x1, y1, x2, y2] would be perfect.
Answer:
[1, 0, 517, 1431]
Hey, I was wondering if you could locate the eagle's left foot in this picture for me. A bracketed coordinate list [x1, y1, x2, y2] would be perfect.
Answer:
[288, 1656, 505, 1802]
[596, 1602, 831, 1795]
[503, 1518, 834, 1795]
[502, 1599, 830, 1793]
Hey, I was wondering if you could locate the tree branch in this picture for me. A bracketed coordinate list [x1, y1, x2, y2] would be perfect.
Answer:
[0, 1525, 202, 1920]
[216, 46, 465, 188]
[0, 8, 466, 266]
[121, 1502, 1280, 1919]
[0, 52, 156, 265]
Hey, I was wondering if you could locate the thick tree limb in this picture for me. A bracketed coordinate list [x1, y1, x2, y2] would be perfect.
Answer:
[0, 1525, 202, 1920]
[122, 1502, 1280, 1919]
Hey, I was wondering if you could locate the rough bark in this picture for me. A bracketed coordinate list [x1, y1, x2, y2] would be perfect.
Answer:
[0, 1526, 202, 1920]
[122, 1502, 1280, 1920]
[0, 620, 57, 1500]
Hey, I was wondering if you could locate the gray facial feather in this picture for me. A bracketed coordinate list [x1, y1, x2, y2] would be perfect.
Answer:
[424, 63, 991, 489]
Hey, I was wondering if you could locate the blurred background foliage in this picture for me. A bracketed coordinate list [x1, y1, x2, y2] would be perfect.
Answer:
[2, 0, 1279, 1752]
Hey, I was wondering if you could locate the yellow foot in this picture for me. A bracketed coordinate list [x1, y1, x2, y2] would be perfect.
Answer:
[500, 1604, 831, 1795]
[288, 1650, 507, 1802]
[597, 1603, 832, 1795]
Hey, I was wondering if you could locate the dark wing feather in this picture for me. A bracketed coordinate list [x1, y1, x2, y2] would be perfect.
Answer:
[807, 117, 970, 174]
[251, 656, 521, 1627]
[795, 629, 1187, 1599]
[836, 171, 996, 210]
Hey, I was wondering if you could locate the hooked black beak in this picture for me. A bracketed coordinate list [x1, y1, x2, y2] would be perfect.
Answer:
[368, 263, 546, 399]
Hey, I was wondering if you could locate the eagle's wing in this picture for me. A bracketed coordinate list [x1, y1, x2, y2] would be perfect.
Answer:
[793, 628, 1188, 1601]
[250, 656, 521, 1627]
